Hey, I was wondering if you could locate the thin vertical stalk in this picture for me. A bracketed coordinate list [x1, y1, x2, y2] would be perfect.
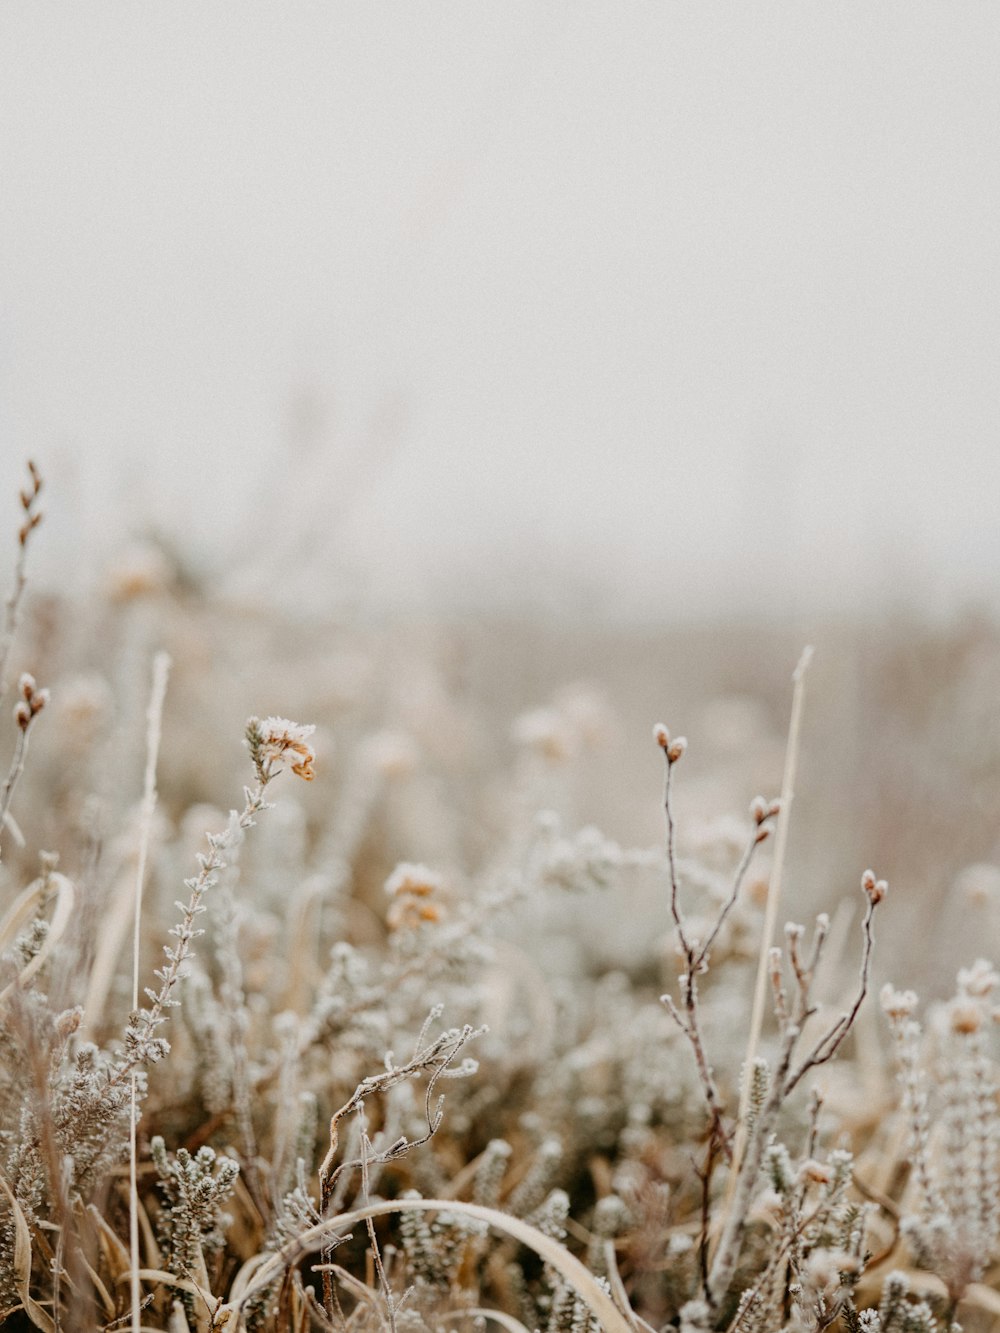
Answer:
[129, 652, 171, 1333]
[715, 647, 812, 1247]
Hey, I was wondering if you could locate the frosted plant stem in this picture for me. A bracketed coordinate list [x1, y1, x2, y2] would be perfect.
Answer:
[130, 653, 171, 1333]
[714, 647, 812, 1252]
[106, 780, 270, 1095]
[660, 759, 731, 1155]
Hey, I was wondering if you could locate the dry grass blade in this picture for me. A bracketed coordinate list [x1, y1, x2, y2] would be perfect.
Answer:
[603, 1239, 655, 1333]
[168, 1303, 194, 1333]
[0, 871, 76, 1005]
[79, 1253, 117, 1321]
[113, 1269, 209, 1300]
[88, 1202, 134, 1280]
[715, 645, 812, 1245]
[82, 865, 142, 1040]
[0, 875, 50, 952]
[0, 1171, 56, 1332]
[226, 1252, 273, 1308]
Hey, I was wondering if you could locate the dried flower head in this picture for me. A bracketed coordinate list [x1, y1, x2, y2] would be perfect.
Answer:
[385, 862, 446, 930]
[387, 896, 444, 930]
[803, 1247, 861, 1296]
[385, 862, 444, 898]
[14, 672, 49, 730]
[245, 715, 316, 781]
[667, 736, 688, 764]
[947, 999, 985, 1035]
[798, 1158, 834, 1186]
[861, 869, 887, 904]
[957, 958, 999, 998]
[880, 984, 918, 1021]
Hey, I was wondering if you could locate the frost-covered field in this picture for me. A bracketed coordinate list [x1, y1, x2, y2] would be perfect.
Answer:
[3, 463, 1000, 1333]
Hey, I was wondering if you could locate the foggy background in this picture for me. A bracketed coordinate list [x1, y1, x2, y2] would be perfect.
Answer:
[3, 3, 999, 622]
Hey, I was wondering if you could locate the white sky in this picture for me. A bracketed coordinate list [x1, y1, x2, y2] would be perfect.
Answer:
[2, 3, 999, 620]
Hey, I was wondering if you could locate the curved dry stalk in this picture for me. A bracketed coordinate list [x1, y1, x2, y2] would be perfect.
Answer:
[0, 1169, 55, 1332]
[225, 1198, 634, 1333]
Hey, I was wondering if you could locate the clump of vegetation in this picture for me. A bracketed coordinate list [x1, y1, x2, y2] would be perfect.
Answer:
[0, 460, 998, 1332]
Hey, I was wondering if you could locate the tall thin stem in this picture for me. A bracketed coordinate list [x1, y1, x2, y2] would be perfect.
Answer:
[129, 652, 171, 1333]
[718, 647, 812, 1231]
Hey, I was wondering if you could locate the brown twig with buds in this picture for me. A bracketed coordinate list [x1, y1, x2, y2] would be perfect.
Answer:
[657, 725, 780, 1164]
[655, 724, 781, 1290]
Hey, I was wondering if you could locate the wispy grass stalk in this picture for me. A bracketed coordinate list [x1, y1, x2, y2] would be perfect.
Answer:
[130, 652, 172, 1333]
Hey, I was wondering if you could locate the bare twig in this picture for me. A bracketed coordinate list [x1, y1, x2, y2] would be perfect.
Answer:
[656, 727, 778, 1168]
[783, 889, 880, 1097]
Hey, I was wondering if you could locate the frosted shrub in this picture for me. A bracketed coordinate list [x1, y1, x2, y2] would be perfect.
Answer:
[0, 461, 999, 1332]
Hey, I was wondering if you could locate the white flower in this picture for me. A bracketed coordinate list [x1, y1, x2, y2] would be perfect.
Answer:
[880, 983, 918, 1022]
[247, 716, 316, 780]
[384, 862, 445, 929]
[957, 958, 999, 998]
[385, 862, 443, 898]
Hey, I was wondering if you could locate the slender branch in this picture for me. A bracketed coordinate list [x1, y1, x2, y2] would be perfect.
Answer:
[694, 818, 773, 974]
[661, 757, 690, 954]
[783, 894, 878, 1097]
[657, 729, 776, 1171]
